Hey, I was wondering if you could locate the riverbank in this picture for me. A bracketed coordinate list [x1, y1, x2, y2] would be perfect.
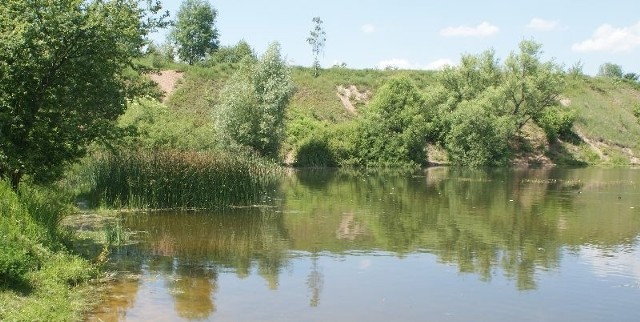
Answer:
[0, 182, 100, 321]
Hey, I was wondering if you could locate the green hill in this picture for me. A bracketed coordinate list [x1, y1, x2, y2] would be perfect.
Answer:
[153, 64, 640, 166]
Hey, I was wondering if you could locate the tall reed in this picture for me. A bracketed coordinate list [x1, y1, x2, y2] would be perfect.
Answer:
[87, 149, 281, 209]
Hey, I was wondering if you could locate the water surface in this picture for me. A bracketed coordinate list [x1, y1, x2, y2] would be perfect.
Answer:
[89, 167, 640, 321]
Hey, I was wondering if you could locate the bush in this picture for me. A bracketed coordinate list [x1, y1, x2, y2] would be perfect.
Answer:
[204, 40, 255, 66]
[295, 135, 337, 167]
[444, 104, 514, 167]
[0, 242, 35, 285]
[119, 98, 217, 151]
[535, 107, 576, 141]
[353, 77, 430, 166]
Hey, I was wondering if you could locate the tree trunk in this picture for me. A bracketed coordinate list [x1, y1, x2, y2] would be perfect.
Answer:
[10, 170, 22, 192]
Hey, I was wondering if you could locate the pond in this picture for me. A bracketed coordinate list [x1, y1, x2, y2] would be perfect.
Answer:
[88, 167, 640, 321]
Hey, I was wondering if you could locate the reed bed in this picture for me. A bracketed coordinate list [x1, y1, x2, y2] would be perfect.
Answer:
[87, 149, 281, 209]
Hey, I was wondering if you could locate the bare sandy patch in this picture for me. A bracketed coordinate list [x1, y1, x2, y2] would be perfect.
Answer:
[336, 85, 371, 114]
[148, 70, 184, 101]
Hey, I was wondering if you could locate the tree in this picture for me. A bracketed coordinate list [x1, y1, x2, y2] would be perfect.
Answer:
[502, 40, 564, 130]
[597, 62, 623, 78]
[306, 17, 326, 77]
[170, 0, 219, 65]
[429, 40, 564, 166]
[214, 43, 294, 157]
[355, 77, 430, 166]
[207, 40, 255, 65]
[0, 0, 168, 190]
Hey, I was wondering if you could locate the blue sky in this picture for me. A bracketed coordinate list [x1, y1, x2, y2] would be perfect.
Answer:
[152, 0, 640, 75]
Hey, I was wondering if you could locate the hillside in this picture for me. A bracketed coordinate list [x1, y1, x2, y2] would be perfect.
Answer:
[152, 65, 640, 166]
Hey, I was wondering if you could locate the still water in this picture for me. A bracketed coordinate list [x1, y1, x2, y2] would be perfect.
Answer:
[89, 167, 640, 321]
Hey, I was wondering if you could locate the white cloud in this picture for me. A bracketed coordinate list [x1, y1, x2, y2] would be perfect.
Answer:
[377, 58, 415, 70]
[361, 24, 375, 34]
[426, 58, 454, 70]
[440, 21, 499, 37]
[572, 22, 640, 52]
[527, 18, 558, 31]
[376, 58, 455, 70]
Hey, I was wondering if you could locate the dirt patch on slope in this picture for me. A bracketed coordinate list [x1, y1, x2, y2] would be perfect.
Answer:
[148, 70, 184, 101]
[336, 85, 371, 114]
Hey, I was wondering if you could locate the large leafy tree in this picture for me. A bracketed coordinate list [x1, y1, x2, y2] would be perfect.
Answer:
[355, 77, 430, 166]
[170, 0, 219, 65]
[214, 43, 294, 158]
[430, 40, 564, 166]
[0, 0, 167, 190]
[502, 40, 564, 130]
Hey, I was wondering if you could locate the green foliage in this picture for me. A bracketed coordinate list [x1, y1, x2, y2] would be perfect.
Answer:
[502, 40, 565, 129]
[0, 180, 96, 321]
[0, 0, 167, 189]
[307, 17, 326, 77]
[597, 62, 623, 78]
[623, 72, 638, 82]
[215, 43, 295, 157]
[87, 149, 281, 209]
[205, 40, 256, 66]
[295, 136, 337, 167]
[427, 40, 564, 165]
[353, 77, 430, 166]
[170, 0, 219, 65]
[534, 106, 576, 142]
[118, 98, 217, 151]
[444, 102, 514, 167]
[146, 41, 177, 68]
[567, 60, 584, 79]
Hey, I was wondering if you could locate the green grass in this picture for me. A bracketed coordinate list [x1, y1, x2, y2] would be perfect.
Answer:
[145, 61, 640, 166]
[82, 149, 282, 210]
[0, 181, 97, 321]
[562, 76, 640, 164]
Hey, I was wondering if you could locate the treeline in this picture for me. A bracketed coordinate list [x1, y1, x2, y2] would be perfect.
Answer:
[289, 40, 573, 167]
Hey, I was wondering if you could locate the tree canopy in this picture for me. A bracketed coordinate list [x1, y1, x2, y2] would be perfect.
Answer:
[0, 0, 167, 189]
[429, 40, 565, 166]
[214, 43, 294, 157]
[170, 0, 219, 65]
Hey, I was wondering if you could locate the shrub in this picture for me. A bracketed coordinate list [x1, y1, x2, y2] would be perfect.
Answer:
[295, 135, 337, 167]
[535, 107, 576, 141]
[353, 77, 430, 166]
[444, 104, 514, 167]
[119, 98, 217, 151]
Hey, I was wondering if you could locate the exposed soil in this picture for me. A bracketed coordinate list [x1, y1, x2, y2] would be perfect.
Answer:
[336, 85, 371, 114]
[148, 70, 184, 101]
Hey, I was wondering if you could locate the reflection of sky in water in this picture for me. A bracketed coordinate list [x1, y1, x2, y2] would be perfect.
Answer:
[92, 249, 640, 322]
[581, 239, 640, 284]
[88, 168, 640, 321]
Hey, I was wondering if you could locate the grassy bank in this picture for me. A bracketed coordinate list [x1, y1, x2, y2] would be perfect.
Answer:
[154, 62, 640, 166]
[0, 181, 97, 321]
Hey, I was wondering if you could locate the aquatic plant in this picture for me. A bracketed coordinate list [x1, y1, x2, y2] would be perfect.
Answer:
[87, 149, 281, 209]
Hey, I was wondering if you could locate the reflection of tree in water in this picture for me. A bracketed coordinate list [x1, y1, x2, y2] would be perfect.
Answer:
[118, 208, 290, 318]
[306, 256, 324, 307]
[287, 167, 589, 290]
[169, 260, 218, 320]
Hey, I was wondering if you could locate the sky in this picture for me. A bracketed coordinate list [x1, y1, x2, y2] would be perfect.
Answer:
[151, 0, 640, 75]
